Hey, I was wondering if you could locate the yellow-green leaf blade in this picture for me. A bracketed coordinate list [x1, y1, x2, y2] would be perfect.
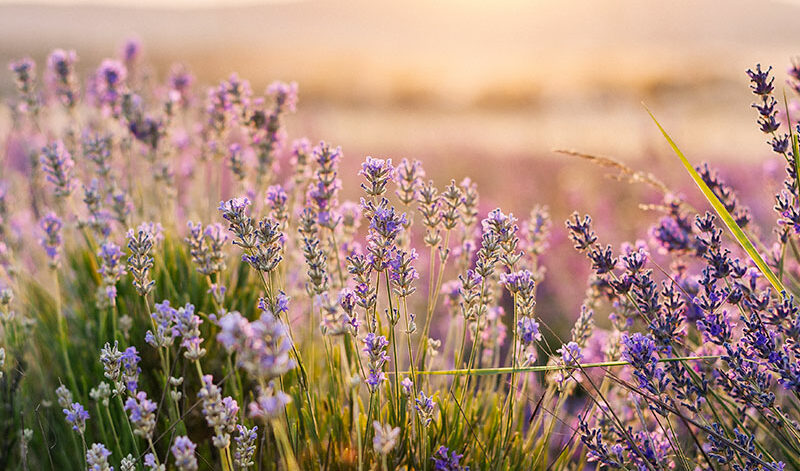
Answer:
[645, 107, 786, 297]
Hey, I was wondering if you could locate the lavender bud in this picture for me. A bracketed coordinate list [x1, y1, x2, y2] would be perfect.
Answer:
[395, 158, 424, 205]
[126, 224, 155, 296]
[360, 156, 394, 197]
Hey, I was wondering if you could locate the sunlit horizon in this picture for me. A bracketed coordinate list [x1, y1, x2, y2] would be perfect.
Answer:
[0, 0, 302, 8]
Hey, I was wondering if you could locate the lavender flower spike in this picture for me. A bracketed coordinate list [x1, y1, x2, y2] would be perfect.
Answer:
[39, 211, 63, 269]
[86, 443, 112, 471]
[171, 436, 198, 471]
[40, 141, 75, 198]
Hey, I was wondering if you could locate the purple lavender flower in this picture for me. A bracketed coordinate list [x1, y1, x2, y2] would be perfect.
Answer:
[577, 415, 625, 468]
[127, 224, 156, 296]
[234, 425, 258, 469]
[360, 156, 394, 197]
[63, 402, 89, 433]
[558, 341, 583, 366]
[266, 80, 298, 113]
[198, 374, 239, 447]
[516, 316, 542, 345]
[362, 332, 390, 391]
[120, 37, 142, 67]
[121, 346, 141, 393]
[171, 436, 198, 471]
[186, 221, 228, 276]
[365, 199, 407, 271]
[500, 269, 537, 318]
[9, 57, 39, 114]
[621, 332, 668, 395]
[146, 300, 177, 348]
[248, 381, 291, 421]
[395, 158, 424, 205]
[98, 241, 126, 302]
[431, 446, 469, 471]
[306, 141, 343, 228]
[246, 81, 296, 179]
[415, 390, 436, 427]
[219, 197, 256, 249]
[172, 302, 205, 360]
[217, 308, 295, 380]
[124, 391, 157, 439]
[482, 208, 519, 267]
[39, 211, 63, 269]
[168, 63, 194, 109]
[389, 249, 419, 297]
[46, 49, 78, 108]
[40, 141, 75, 198]
[565, 212, 597, 251]
[91, 59, 127, 116]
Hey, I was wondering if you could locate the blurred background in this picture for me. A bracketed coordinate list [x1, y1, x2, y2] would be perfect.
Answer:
[1, 0, 797, 323]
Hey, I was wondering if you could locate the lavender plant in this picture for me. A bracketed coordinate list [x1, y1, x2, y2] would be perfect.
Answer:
[1, 40, 800, 471]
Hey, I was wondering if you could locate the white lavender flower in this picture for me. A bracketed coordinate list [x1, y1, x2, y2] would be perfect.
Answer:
[55, 384, 73, 409]
[121, 454, 136, 471]
[89, 382, 111, 407]
[86, 443, 112, 471]
[372, 421, 400, 455]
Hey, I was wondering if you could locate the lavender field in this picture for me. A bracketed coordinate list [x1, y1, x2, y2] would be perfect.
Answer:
[1, 2, 800, 470]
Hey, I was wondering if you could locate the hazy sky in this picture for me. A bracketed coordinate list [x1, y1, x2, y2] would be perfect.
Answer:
[0, 0, 299, 7]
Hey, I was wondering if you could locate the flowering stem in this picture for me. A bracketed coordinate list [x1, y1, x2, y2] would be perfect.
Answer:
[363, 392, 375, 466]
[102, 402, 123, 459]
[146, 438, 161, 467]
[384, 271, 401, 422]
[116, 394, 140, 458]
[416, 230, 451, 371]
[53, 269, 79, 395]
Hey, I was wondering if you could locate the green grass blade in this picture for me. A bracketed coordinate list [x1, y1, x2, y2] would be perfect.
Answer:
[645, 106, 787, 297]
[395, 355, 719, 376]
